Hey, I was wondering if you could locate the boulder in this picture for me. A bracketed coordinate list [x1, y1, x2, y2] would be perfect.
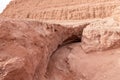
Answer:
[81, 19, 120, 52]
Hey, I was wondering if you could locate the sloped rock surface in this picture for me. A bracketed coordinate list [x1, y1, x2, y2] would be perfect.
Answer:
[45, 17, 120, 80]
[47, 42, 120, 80]
[46, 18, 120, 80]
[1, 17, 120, 80]
[0, 19, 88, 80]
[1, 0, 120, 20]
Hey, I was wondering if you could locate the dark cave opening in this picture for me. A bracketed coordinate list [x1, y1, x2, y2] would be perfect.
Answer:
[58, 35, 81, 48]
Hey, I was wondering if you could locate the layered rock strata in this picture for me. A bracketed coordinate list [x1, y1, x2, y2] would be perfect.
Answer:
[1, 0, 120, 20]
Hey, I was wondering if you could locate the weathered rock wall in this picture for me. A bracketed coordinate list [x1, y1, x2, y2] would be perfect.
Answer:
[1, 0, 120, 80]
[0, 19, 88, 80]
[1, 0, 120, 20]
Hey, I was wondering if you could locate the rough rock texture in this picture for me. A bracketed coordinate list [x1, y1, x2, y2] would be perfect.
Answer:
[1, 0, 120, 20]
[0, 19, 88, 80]
[47, 42, 120, 80]
[112, 6, 120, 22]
[1, 18, 120, 80]
[81, 19, 120, 52]
[1, 0, 120, 80]
[45, 18, 120, 80]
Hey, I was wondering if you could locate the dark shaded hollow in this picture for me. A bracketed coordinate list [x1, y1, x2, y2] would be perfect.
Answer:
[50, 35, 81, 57]
[45, 35, 81, 78]
[59, 35, 81, 48]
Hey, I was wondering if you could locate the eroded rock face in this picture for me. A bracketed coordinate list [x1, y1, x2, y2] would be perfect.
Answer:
[45, 17, 120, 80]
[46, 42, 120, 80]
[45, 18, 120, 80]
[1, 0, 120, 80]
[0, 0, 120, 20]
[112, 6, 120, 22]
[81, 19, 120, 52]
[0, 19, 88, 80]
[1, 18, 120, 80]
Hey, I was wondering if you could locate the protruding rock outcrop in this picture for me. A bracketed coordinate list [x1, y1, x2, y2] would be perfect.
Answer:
[81, 19, 120, 52]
